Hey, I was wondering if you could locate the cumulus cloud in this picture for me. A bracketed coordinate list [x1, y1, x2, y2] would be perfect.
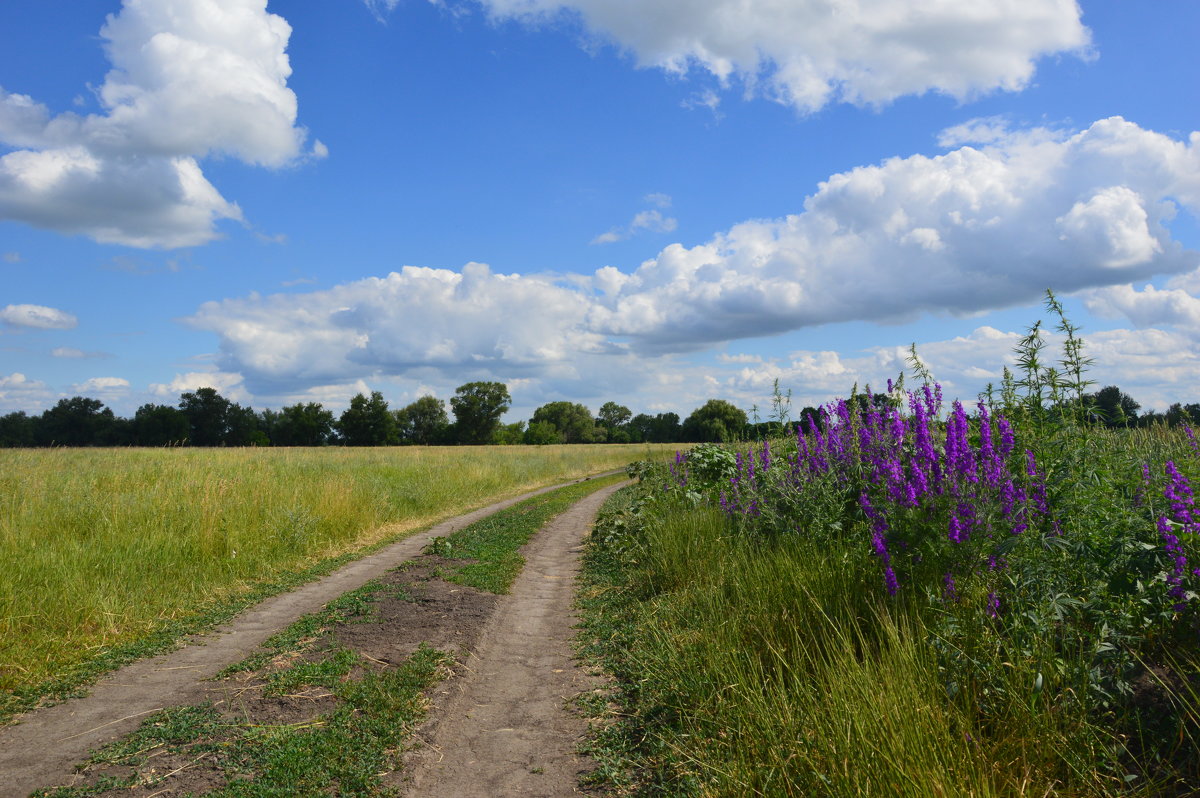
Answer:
[1084, 282, 1200, 334]
[0, 0, 308, 248]
[186, 263, 610, 393]
[149, 370, 250, 401]
[0, 372, 54, 413]
[714, 323, 1200, 414]
[72, 376, 131, 396]
[586, 117, 1200, 349]
[472, 0, 1091, 111]
[591, 198, 678, 244]
[1, 304, 78, 330]
[188, 117, 1199, 402]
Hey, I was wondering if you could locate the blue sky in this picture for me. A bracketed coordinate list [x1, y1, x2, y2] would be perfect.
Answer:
[2, 0, 1198, 422]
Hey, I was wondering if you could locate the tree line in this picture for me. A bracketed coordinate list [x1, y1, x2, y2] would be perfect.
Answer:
[0, 381, 755, 448]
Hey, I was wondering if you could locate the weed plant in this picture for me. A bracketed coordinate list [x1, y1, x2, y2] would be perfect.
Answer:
[580, 296, 1199, 795]
[0, 444, 662, 715]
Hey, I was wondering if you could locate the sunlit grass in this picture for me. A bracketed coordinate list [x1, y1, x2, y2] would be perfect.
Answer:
[0, 444, 661, 698]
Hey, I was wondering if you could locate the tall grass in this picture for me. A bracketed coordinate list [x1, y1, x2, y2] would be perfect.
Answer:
[584, 498, 1127, 795]
[0, 444, 662, 699]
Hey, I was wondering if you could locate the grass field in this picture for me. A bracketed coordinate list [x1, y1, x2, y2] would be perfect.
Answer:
[0, 443, 661, 711]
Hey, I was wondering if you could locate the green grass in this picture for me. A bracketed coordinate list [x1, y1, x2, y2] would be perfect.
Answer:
[575, 485, 1156, 797]
[427, 473, 625, 594]
[1, 444, 662, 721]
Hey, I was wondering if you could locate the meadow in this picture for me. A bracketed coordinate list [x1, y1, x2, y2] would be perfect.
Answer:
[0, 443, 664, 715]
[579, 308, 1200, 795]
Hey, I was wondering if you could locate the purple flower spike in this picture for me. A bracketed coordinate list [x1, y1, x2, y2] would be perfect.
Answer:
[943, 573, 959, 602]
[1158, 515, 1189, 610]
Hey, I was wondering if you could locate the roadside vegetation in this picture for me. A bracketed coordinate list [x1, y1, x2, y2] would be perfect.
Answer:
[578, 294, 1200, 796]
[0, 444, 657, 721]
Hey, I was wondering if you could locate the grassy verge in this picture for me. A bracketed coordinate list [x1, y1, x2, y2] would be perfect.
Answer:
[2, 447, 653, 723]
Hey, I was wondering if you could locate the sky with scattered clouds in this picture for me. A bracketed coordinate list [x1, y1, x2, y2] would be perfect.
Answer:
[2, 0, 1198, 422]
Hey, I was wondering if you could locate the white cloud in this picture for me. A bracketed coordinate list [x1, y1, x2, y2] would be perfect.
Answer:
[186, 263, 610, 394]
[709, 322, 1200, 415]
[1, 304, 78, 330]
[717, 352, 762, 364]
[0, 148, 243, 248]
[586, 117, 1200, 349]
[0, 372, 54, 413]
[0, 0, 308, 248]
[187, 117, 1200, 406]
[363, 0, 402, 21]
[149, 370, 249, 401]
[52, 346, 113, 359]
[644, 192, 672, 209]
[1084, 281, 1200, 333]
[591, 205, 678, 244]
[72, 376, 131, 396]
[590, 229, 622, 245]
[474, 0, 1091, 111]
[2, 252, 19, 263]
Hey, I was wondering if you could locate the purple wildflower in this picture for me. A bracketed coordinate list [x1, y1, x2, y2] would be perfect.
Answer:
[997, 415, 1015, 458]
[1164, 461, 1195, 527]
[1157, 515, 1188, 610]
[860, 492, 899, 595]
[943, 572, 959, 602]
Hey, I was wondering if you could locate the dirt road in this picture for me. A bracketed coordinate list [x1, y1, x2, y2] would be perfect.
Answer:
[400, 482, 621, 797]
[1, 475, 621, 797]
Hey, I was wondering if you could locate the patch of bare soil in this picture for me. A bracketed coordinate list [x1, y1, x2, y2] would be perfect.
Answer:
[35, 557, 503, 796]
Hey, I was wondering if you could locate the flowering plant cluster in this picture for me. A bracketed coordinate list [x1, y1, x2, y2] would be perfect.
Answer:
[668, 382, 1200, 721]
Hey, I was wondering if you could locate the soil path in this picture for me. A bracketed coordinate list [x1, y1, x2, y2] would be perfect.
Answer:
[399, 481, 623, 798]
[0, 473, 617, 797]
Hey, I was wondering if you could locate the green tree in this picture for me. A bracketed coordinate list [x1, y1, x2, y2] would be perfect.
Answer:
[682, 399, 748, 443]
[338, 391, 398, 446]
[597, 401, 632, 429]
[274, 402, 335, 446]
[225, 403, 262, 446]
[396, 395, 449, 445]
[0, 411, 37, 447]
[450, 382, 511, 445]
[1084, 385, 1140, 427]
[596, 401, 632, 443]
[629, 411, 681, 443]
[492, 420, 526, 445]
[523, 420, 561, 445]
[37, 397, 115, 446]
[179, 387, 233, 446]
[133, 403, 189, 446]
[530, 401, 605, 443]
